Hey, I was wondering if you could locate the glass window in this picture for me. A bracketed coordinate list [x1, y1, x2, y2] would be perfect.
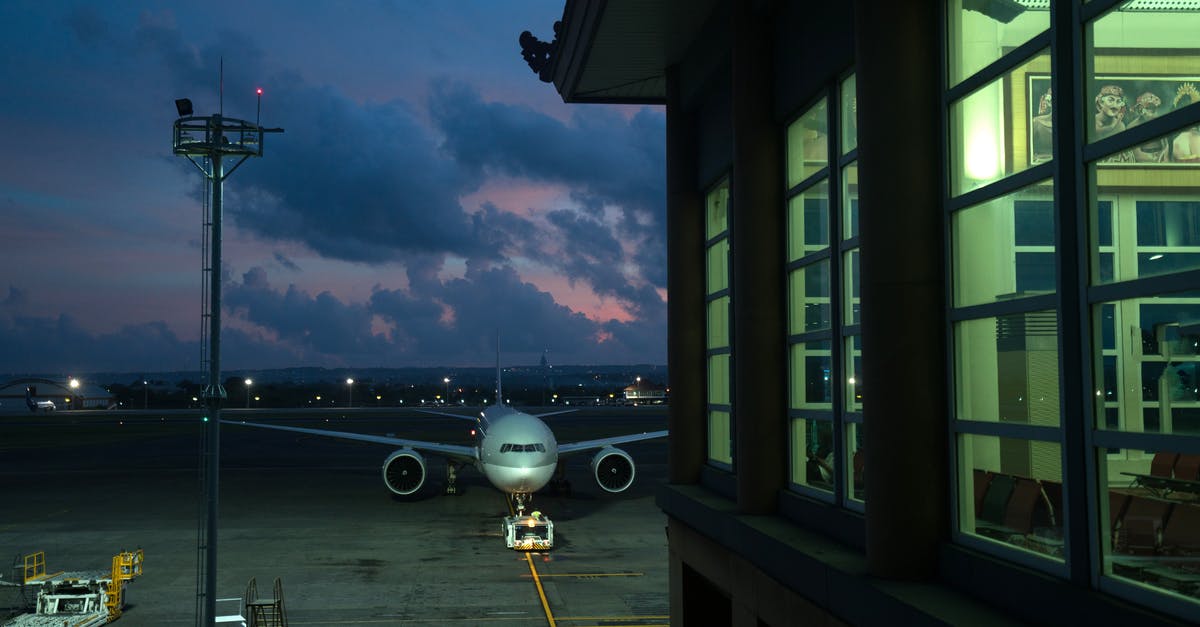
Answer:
[955, 311, 1061, 427]
[946, 0, 1049, 87]
[958, 433, 1064, 562]
[708, 410, 732, 465]
[707, 296, 730, 349]
[789, 260, 831, 334]
[707, 240, 729, 294]
[841, 74, 858, 154]
[787, 98, 829, 187]
[846, 422, 865, 502]
[791, 417, 835, 493]
[706, 179, 734, 468]
[787, 180, 830, 261]
[706, 178, 729, 239]
[1092, 294, 1200, 436]
[708, 354, 730, 406]
[952, 181, 1056, 307]
[1099, 446, 1200, 603]
[949, 51, 1051, 195]
[845, 249, 860, 325]
[790, 341, 833, 410]
[846, 335, 862, 411]
[1087, 8, 1200, 146]
[842, 161, 858, 240]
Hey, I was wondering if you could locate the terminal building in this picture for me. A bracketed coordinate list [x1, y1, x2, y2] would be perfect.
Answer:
[531, 1, 1200, 624]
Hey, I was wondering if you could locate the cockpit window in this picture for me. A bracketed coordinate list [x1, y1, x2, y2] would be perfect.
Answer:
[500, 443, 545, 453]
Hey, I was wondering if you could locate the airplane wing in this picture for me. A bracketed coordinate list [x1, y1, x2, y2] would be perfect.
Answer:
[221, 420, 478, 464]
[557, 430, 668, 456]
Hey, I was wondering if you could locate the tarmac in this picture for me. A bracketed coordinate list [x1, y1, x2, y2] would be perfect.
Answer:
[0, 407, 669, 626]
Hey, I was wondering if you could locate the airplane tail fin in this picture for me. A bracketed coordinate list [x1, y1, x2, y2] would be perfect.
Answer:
[25, 386, 36, 413]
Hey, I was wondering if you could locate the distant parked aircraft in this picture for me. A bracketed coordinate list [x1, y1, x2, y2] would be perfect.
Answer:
[25, 387, 55, 413]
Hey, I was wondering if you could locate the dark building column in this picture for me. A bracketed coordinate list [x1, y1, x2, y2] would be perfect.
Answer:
[853, 0, 948, 578]
[731, 1, 786, 514]
[666, 64, 706, 484]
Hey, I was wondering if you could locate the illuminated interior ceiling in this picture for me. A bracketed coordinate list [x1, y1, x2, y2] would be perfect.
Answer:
[1015, 0, 1200, 8]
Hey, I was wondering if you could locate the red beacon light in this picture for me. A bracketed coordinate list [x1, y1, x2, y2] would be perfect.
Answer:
[256, 87, 263, 95]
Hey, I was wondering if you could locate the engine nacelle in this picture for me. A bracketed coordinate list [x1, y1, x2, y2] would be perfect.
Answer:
[382, 448, 426, 495]
[590, 446, 636, 493]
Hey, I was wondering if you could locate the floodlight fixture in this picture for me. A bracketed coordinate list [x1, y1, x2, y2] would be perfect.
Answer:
[175, 98, 194, 117]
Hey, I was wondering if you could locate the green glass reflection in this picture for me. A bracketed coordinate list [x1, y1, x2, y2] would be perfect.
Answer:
[1099, 446, 1200, 602]
[841, 74, 858, 154]
[846, 334, 862, 411]
[708, 353, 730, 406]
[952, 180, 1055, 307]
[955, 311, 1061, 427]
[1087, 7, 1200, 145]
[846, 422, 865, 502]
[842, 161, 858, 240]
[1091, 294, 1200, 435]
[707, 296, 729, 350]
[787, 98, 829, 187]
[706, 179, 729, 240]
[789, 261, 831, 334]
[706, 239, 729, 295]
[958, 433, 1064, 562]
[708, 410, 732, 464]
[791, 417, 835, 493]
[845, 249, 860, 325]
[790, 341, 833, 410]
[1089, 139, 1200, 284]
[949, 50, 1051, 195]
[947, 0, 1048, 87]
[787, 179, 830, 261]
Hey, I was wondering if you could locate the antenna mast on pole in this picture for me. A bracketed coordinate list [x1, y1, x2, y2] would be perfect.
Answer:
[172, 88, 283, 626]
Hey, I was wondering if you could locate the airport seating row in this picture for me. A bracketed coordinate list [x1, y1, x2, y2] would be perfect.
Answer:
[972, 470, 1062, 554]
[1149, 452, 1200, 481]
[1109, 493, 1200, 596]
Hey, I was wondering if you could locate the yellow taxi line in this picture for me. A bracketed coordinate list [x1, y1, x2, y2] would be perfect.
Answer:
[506, 497, 557, 627]
[523, 572, 643, 578]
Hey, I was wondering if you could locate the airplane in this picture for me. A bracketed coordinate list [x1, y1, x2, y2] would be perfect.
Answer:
[25, 387, 56, 413]
[222, 357, 668, 515]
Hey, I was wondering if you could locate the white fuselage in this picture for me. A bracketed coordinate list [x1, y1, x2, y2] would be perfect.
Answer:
[476, 406, 558, 495]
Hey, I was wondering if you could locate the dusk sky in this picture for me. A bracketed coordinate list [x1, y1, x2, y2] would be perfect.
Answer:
[0, 1, 667, 374]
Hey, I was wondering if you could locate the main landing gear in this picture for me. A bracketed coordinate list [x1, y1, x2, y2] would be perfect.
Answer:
[445, 462, 460, 495]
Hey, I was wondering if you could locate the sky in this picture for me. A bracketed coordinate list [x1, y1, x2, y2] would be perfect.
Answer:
[0, 1, 667, 374]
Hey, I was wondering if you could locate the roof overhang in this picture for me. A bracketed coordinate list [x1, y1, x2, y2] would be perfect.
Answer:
[548, 0, 717, 104]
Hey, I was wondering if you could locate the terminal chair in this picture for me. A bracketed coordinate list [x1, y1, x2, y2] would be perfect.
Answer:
[1002, 478, 1044, 535]
[1151, 452, 1180, 478]
[973, 470, 993, 517]
[977, 473, 1016, 534]
[1116, 496, 1173, 556]
[1161, 503, 1200, 557]
[1109, 491, 1131, 537]
[1173, 454, 1200, 481]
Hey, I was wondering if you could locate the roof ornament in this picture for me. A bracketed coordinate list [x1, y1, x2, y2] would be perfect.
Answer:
[519, 21, 561, 83]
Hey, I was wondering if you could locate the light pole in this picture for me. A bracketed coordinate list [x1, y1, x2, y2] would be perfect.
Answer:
[444, 377, 450, 405]
[143, 380, 148, 410]
[244, 378, 253, 408]
[346, 378, 354, 407]
[173, 86, 284, 626]
[69, 378, 80, 409]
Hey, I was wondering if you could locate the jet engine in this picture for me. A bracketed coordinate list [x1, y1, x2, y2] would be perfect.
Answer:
[382, 448, 426, 495]
[590, 446, 636, 493]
